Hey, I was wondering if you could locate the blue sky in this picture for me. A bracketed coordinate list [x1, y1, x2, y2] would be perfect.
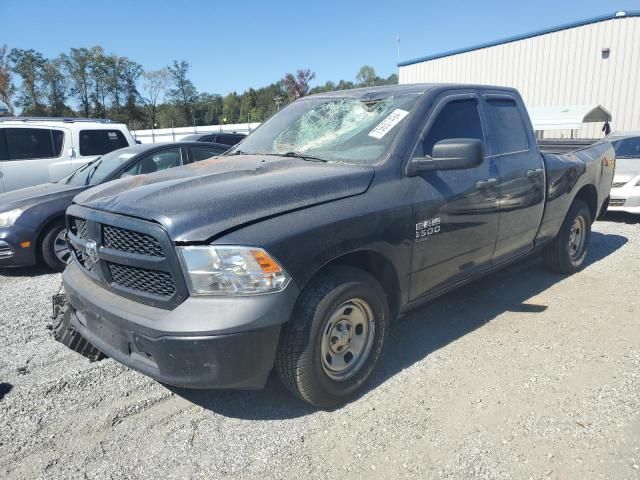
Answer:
[2, 0, 639, 96]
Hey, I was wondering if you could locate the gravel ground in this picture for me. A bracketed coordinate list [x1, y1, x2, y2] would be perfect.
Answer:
[0, 214, 639, 480]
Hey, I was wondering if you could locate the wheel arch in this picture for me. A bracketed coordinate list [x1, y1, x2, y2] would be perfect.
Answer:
[304, 249, 402, 321]
[573, 184, 598, 223]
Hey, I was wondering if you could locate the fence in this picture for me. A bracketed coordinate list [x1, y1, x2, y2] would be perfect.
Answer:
[130, 122, 261, 144]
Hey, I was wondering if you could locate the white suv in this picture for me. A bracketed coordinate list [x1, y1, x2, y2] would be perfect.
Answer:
[0, 118, 136, 193]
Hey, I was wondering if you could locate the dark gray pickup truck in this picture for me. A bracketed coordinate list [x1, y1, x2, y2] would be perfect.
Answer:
[57, 84, 614, 407]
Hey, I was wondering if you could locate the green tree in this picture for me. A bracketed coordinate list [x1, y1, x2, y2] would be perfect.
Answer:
[89, 46, 108, 117]
[222, 92, 241, 123]
[356, 65, 377, 86]
[167, 60, 197, 126]
[42, 56, 71, 116]
[0, 45, 16, 113]
[195, 92, 223, 125]
[63, 47, 93, 117]
[9, 48, 47, 114]
[120, 58, 144, 126]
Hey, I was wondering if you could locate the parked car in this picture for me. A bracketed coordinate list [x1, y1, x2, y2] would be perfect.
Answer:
[180, 132, 246, 146]
[0, 141, 228, 271]
[56, 84, 613, 407]
[606, 132, 640, 213]
[0, 117, 136, 193]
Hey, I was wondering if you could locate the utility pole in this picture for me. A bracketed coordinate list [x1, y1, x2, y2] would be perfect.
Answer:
[274, 96, 282, 111]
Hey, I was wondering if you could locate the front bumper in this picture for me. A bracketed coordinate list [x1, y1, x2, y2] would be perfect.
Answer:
[63, 260, 300, 389]
[0, 226, 38, 267]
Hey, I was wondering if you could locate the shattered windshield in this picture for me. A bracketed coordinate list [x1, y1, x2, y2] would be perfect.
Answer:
[229, 93, 420, 165]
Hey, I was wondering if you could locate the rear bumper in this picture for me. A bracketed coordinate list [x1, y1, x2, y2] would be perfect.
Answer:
[63, 260, 300, 389]
[0, 226, 37, 267]
[608, 188, 640, 214]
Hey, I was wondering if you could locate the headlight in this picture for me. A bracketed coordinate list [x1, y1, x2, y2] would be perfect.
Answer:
[177, 245, 290, 295]
[0, 208, 23, 228]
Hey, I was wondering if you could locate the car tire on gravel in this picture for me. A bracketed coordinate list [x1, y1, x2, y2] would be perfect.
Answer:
[276, 266, 389, 408]
[544, 199, 592, 274]
[42, 220, 70, 272]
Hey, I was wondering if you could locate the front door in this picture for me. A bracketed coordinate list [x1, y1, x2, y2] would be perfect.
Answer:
[405, 93, 500, 300]
[481, 93, 545, 262]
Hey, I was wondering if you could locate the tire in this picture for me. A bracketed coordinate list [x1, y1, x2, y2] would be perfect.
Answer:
[544, 199, 592, 274]
[276, 266, 389, 408]
[42, 220, 70, 272]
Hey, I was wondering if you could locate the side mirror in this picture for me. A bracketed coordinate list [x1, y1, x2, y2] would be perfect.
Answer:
[408, 138, 484, 176]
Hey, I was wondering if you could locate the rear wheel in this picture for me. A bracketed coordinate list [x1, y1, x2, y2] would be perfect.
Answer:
[544, 199, 591, 274]
[276, 266, 389, 408]
[42, 221, 70, 272]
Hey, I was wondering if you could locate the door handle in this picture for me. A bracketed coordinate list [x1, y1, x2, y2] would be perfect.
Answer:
[527, 168, 543, 178]
[476, 178, 497, 189]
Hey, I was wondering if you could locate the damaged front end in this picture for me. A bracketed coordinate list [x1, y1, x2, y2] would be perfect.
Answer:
[51, 293, 106, 362]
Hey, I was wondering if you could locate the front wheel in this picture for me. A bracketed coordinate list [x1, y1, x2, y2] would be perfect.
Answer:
[544, 199, 592, 274]
[42, 221, 71, 272]
[276, 266, 389, 408]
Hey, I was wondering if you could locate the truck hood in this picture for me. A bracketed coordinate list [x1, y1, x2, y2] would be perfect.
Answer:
[0, 182, 86, 211]
[74, 155, 375, 242]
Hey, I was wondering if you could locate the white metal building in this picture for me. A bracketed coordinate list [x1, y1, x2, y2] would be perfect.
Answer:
[398, 11, 640, 138]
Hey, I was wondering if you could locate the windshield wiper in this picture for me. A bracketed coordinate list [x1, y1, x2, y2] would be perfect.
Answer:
[276, 151, 328, 163]
[85, 159, 103, 185]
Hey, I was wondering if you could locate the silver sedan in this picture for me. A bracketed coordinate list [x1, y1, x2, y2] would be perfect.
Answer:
[608, 133, 640, 214]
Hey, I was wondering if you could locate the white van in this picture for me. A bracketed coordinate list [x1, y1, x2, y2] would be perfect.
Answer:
[0, 118, 136, 193]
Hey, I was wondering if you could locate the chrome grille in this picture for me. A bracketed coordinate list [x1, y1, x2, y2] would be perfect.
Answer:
[0, 241, 14, 258]
[609, 198, 626, 207]
[612, 181, 627, 189]
[108, 263, 176, 297]
[103, 225, 163, 257]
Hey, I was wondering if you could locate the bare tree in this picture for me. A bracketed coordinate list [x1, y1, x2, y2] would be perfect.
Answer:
[142, 68, 170, 128]
[282, 69, 316, 100]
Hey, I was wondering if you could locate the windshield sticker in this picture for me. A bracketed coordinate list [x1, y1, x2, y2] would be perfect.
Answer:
[368, 109, 409, 139]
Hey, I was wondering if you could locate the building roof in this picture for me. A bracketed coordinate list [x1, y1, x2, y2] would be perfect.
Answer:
[528, 105, 612, 131]
[398, 11, 640, 67]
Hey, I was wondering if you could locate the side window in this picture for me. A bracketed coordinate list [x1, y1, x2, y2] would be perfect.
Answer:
[0, 130, 8, 161]
[123, 147, 183, 176]
[484, 99, 529, 155]
[612, 137, 640, 157]
[4, 128, 56, 160]
[421, 99, 484, 156]
[52, 130, 65, 156]
[79, 129, 129, 156]
[191, 145, 225, 161]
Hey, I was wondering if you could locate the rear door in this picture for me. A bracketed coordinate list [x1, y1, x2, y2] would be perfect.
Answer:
[406, 92, 500, 299]
[481, 92, 545, 262]
[77, 128, 130, 167]
[0, 126, 73, 191]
